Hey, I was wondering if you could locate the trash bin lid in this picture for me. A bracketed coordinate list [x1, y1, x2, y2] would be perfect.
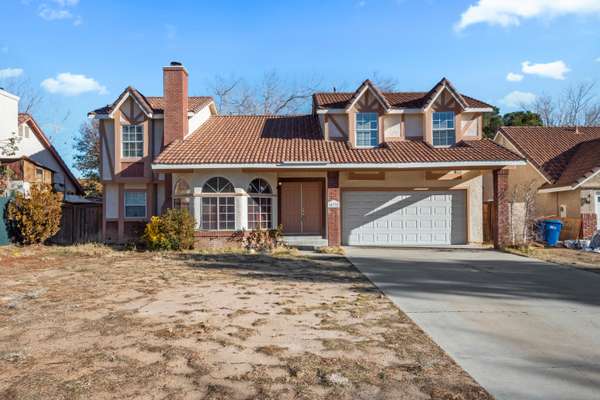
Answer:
[545, 219, 563, 225]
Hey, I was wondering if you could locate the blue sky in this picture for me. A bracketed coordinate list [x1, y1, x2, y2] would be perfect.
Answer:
[1, 0, 599, 176]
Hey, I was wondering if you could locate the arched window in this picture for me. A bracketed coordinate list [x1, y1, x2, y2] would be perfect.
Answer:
[173, 179, 192, 212]
[247, 178, 273, 230]
[201, 177, 235, 230]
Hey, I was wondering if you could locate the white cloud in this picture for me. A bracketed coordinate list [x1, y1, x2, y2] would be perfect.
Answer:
[51, 0, 79, 6]
[501, 90, 537, 108]
[41, 73, 108, 96]
[0, 68, 24, 79]
[521, 60, 570, 80]
[38, 5, 72, 20]
[596, 57, 600, 62]
[506, 72, 524, 82]
[456, 0, 600, 31]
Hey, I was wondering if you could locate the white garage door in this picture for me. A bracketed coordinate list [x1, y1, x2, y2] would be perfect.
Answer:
[342, 190, 467, 246]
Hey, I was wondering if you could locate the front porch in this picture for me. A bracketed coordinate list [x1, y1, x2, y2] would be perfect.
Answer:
[169, 168, 511, 248]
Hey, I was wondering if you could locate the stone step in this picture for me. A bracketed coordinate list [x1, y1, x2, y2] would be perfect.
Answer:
[282, 236, 328, 250]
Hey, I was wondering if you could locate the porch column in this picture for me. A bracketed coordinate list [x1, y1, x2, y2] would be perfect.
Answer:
[493, 169, 510, 249]
[193, 196, 201, 230]
[327, 171, 341, 247]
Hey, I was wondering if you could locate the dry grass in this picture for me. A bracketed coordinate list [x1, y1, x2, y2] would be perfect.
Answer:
[0, 245, 491, 399]
[507, 245, 600, 272]
[317, 246, 345, 255]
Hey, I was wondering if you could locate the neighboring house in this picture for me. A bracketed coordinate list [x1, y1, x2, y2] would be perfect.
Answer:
[0, 88, 84, 200]
[491, 126, 600, 239]
[90, 62, 524, 247]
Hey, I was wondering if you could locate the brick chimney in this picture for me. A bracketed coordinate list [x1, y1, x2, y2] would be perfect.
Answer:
[163, 61, 188, 148]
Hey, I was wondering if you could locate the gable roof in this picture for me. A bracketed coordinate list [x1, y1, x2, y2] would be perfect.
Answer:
[89, 86, 213, 116]
[314, 78, 493, 111]
[18, 113, 84, 195]
[344, 79, 392, 112]
[498, 126, 600, 190]
[153, 115, 522, 167]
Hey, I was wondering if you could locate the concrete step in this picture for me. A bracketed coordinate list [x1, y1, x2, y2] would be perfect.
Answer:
[283, 235, 328, 250]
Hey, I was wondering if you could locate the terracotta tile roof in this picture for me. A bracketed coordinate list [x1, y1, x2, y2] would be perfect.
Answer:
[154, 115, 522, 165]
[313, 91, 492, 110]
[90, 86, 212, 116]
[498, 126, 600, 187]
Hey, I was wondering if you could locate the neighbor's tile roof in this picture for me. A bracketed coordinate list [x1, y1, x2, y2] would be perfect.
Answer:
[154, 115, 522, 165]
[313, 92, 493, 110]
[499, 126, 600, 187]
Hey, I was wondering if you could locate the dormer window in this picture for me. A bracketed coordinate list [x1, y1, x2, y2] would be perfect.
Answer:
[122, 124, 144, 158]
[432, 112, 455, 147]
[356, 112, 379, 147]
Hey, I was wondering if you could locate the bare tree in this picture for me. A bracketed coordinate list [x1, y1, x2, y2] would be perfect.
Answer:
[531, 82, 600, 126]
[208, 70, 322, 115]
[370, 71, 400, 92]
[0, 77, 44, 115]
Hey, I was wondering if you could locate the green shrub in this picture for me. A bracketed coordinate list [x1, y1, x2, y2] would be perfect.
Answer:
[7, 184, 62, 245]
[242, 225, 284, 252]
[142, 208, 195, 251]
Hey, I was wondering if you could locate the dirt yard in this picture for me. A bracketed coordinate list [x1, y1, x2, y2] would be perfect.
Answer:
[507, 246, 600, 272]
[0, 245, 491, 400]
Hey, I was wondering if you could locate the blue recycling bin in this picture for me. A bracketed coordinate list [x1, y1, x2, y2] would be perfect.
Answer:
[543, 220, 563, 246]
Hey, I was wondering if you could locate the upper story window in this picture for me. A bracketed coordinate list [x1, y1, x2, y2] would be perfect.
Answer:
[356, 112, 379, 147]
[122, 124, 144, 158]
[432, 112, 455, 147]
[35, 167, 44, 183]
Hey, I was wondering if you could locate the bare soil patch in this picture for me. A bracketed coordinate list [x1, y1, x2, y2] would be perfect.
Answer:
[0, 244, 491, 399]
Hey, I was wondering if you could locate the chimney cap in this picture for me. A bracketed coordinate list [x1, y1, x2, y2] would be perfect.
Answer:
[170, 61, 182, 66]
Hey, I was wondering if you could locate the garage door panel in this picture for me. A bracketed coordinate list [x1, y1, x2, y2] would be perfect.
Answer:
[342, 190, 467, 246]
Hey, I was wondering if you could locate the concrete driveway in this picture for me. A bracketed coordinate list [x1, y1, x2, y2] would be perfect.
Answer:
[345, 247, 600, 400]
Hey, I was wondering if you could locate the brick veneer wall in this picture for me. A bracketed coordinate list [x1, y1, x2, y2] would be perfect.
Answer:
[194, 231, 246, 249]
[327, 171, 341, 247]
[581, 213, 598, 240]
[493, 169, 510, 249]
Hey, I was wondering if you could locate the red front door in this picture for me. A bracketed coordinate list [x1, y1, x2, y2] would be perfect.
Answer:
[280, 181, 323, 235]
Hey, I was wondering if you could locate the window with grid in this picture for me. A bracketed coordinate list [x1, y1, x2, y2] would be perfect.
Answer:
[432, 112, 455, 147]
[124, 191, 146, 218]
[355, 112, 379, 147]
[201, 177, 235, 230]
[247, 178, 272, 230]
[122, 124, 144, 158]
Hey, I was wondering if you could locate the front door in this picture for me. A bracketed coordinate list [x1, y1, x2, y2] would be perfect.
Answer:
[280, 180, 323, 235]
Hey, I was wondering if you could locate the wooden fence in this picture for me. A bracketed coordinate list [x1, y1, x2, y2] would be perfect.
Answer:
[50, 202, 102, 245]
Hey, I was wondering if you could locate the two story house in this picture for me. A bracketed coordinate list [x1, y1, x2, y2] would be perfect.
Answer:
[90, 62, 524, 248]
[0, 88, 84, 199]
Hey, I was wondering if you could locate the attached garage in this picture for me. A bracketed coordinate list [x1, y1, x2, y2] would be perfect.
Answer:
[341, 190, 467, 246]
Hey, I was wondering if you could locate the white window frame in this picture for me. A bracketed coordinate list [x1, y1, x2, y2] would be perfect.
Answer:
[124, 191, 147, 219]
[200, 177, 236, 231]
[355, 112, 379, 148]
[247, 178, 274, 230]
[121, 124, 144, 158]
[432, 111, 456, 147]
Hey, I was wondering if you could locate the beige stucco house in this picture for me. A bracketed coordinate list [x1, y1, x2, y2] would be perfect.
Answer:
[90, 62, 524, 248]
[490, 126, 600, 239]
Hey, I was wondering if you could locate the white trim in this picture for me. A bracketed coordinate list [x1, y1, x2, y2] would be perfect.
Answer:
[316, 107, 492, 115]
[424, 84, 468, 111]
[152, 160, 526, 171]
[345, 84, 390, 112]
[108, 91, 153, 119]
[538, 186, 575, 193]
[573, 167, 600, 189]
